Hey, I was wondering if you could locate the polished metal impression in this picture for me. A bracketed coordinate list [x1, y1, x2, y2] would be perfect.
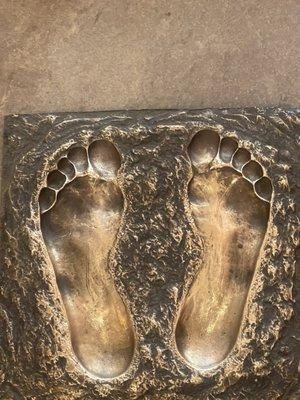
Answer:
[176, 131, 272, 369]
[40, 140, 135, 378]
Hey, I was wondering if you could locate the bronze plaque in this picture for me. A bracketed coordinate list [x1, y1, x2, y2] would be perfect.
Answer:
[1, 109, 299, 399]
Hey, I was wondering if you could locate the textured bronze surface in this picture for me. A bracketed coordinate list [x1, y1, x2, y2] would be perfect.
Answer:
[0, 109, 299, 399]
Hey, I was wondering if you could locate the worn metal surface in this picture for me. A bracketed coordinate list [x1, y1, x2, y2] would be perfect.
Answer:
[0, 108, 299, 399]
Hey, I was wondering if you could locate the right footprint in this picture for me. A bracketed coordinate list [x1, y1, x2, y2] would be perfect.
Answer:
[176, 130, 272, 370]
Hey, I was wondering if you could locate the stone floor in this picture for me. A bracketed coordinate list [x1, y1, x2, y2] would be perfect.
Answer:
[1, 1, 298, 117]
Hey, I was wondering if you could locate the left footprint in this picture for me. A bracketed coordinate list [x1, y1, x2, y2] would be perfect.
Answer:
[39, 140, 134, 378]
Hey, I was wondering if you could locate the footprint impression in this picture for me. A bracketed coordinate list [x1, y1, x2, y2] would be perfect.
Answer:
[39, 140, 134, 378]
[176, 131, 272, 370]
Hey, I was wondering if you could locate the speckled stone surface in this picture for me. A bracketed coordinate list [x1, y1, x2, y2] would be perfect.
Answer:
[0, 108, 299, 399]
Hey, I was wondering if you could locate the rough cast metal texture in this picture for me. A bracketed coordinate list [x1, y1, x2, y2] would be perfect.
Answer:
[0, 109, 299, 399]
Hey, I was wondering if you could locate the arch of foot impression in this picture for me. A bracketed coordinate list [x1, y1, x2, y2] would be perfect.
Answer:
[39, 140, 135, 378]
[176, 130, 272, 370]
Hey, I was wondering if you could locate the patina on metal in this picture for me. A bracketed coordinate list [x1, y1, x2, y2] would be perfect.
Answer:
[0, 109, 299, 399]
